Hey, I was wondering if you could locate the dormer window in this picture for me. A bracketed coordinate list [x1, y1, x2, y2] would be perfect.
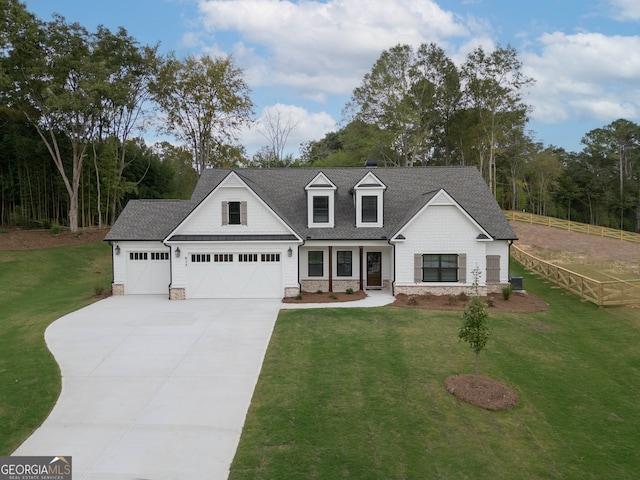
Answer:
[354, 172, 385, 228]
[305, 172, 337, 228]
[361, 196, 378, 223]
[313, 196, 329, 223]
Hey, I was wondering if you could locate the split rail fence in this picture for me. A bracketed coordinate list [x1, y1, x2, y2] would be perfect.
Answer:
[506, 211, 640, 306]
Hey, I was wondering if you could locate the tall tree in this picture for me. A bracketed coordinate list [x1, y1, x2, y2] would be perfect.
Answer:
[92, 26, 159, 225]
[412, 43, 461, 165]
[151, 54, 254, 175]
[3, 13, 107, 231]
[581, 119, 640, 230]
[257, 104, 298, 166]
[344, 44, 425, 166]
[462, 45, 534, 196]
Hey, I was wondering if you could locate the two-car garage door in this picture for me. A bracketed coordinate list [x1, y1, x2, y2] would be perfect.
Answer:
[186, 252, 282, 299]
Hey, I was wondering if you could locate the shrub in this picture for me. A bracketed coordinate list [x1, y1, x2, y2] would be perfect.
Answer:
[50, 224, 63, 235]
[295, 293, 302, 300]
[447, 294, 458, 305]
[502, 284, 512, 301]
[345, 288, 354, 295]
[329, 293, 338, 300]
[316, 289, 323, 294]
[407, 295, 417, 305]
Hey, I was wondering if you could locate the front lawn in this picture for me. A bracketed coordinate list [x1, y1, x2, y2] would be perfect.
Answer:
[230, 264, 640, 479]
[0, 241, 111, 454]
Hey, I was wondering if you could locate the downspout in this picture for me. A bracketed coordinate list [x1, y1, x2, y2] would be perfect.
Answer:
[108, 241, 115, 292]
[508, 239, 513, 282]
[388, 238, 396, 296]
[297, 239, 306, 295]
[163, 241, 173, 300]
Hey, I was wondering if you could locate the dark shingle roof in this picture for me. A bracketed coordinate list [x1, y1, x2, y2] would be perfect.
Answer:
[104, 199, 195, 241]
[106, 167, 517, 242]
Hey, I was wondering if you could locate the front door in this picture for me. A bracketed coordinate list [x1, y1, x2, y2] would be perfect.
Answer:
[367, 252, 382, 288]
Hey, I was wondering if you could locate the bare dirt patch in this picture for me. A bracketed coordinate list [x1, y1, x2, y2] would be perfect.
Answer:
[0, 227, 108, 250]
[444, 374, 519, 410]
[511, 222, 640, 275]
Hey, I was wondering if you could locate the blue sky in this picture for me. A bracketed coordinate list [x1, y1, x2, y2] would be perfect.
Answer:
[23, 0, 640, 156]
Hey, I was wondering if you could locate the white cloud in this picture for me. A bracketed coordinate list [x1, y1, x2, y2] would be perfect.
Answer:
[241, 103, 337, 156]
[197, 0, 469, 99]
[609, 0, 640, 20]
[523, 32, 640, 124]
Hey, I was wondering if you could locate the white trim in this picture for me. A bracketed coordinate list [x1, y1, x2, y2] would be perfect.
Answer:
[306, 172, 337, 228]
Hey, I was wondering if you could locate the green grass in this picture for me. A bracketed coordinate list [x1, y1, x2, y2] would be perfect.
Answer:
[0, 241, 111, 454]
[230, 263, 640, 479]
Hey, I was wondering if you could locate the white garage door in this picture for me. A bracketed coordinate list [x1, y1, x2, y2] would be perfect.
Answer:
[186, 252, 282, 299]
[125, 251, 171, 294]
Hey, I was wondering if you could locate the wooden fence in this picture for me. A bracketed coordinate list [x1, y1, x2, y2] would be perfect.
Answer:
[505, 211, 640, 243]
[511, 245, 640, 306]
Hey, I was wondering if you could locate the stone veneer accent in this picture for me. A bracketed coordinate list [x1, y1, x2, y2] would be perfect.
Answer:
[284, 286, 301, 298]
[169, 287, 186, 300]
[394, 283, 507, 296]
[112, 283, 124, 296]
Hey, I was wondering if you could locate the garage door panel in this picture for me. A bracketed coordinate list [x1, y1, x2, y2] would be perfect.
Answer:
[126, 252, 170, 295]
[186, 252, 282, 299]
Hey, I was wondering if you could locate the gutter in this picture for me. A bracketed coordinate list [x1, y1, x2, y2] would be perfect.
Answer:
[388, 237, 396, 296]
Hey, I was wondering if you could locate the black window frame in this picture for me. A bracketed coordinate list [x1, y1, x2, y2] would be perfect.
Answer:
[312, 196, 329, 223]
[362, 195, 378, 223]
[336, 251, 352, 277]
[228, 201, 242, 225]
[308, 251, 323, 277]
[422, 254, 458, 282]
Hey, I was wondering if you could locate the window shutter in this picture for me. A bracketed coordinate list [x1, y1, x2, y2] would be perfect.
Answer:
[222, 201, 228, 225]
[240, 201, 247, 225]
[486, 255, 500, 284]
[414, 254, 422, 282]
[458, 254, 467, 283]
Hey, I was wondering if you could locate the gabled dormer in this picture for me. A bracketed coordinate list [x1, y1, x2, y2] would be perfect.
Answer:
[305, 172, 337, 228]
[353, 171, 386, 228]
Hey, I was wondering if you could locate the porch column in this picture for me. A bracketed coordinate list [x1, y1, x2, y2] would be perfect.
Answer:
[328, 246, 333, 292]
[359, 246, 364, 291]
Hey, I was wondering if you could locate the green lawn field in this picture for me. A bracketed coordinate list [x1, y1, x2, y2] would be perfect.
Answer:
[230, 263, 640, 479]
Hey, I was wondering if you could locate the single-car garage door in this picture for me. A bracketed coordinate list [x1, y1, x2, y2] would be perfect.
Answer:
[125, 251, 171, 294]
[186, 252, 282, 299]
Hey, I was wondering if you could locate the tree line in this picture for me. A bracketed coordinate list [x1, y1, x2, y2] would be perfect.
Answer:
[1, 0, 639, 233]
[302, 45, 640, 232]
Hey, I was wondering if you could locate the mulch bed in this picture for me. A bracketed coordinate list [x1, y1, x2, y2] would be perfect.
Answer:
[393, 291, 548, 312]
[444, 374, 519, 410]
[282, 290, 367, 303]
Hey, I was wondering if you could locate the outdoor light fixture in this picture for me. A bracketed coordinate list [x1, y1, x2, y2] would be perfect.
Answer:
[287, 246, 293, 257]
[175, 247, 181, 258]
[115, 245, 120, 255]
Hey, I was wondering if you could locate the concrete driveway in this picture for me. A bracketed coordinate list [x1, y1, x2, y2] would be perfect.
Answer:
[13, 295, 281, 480]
